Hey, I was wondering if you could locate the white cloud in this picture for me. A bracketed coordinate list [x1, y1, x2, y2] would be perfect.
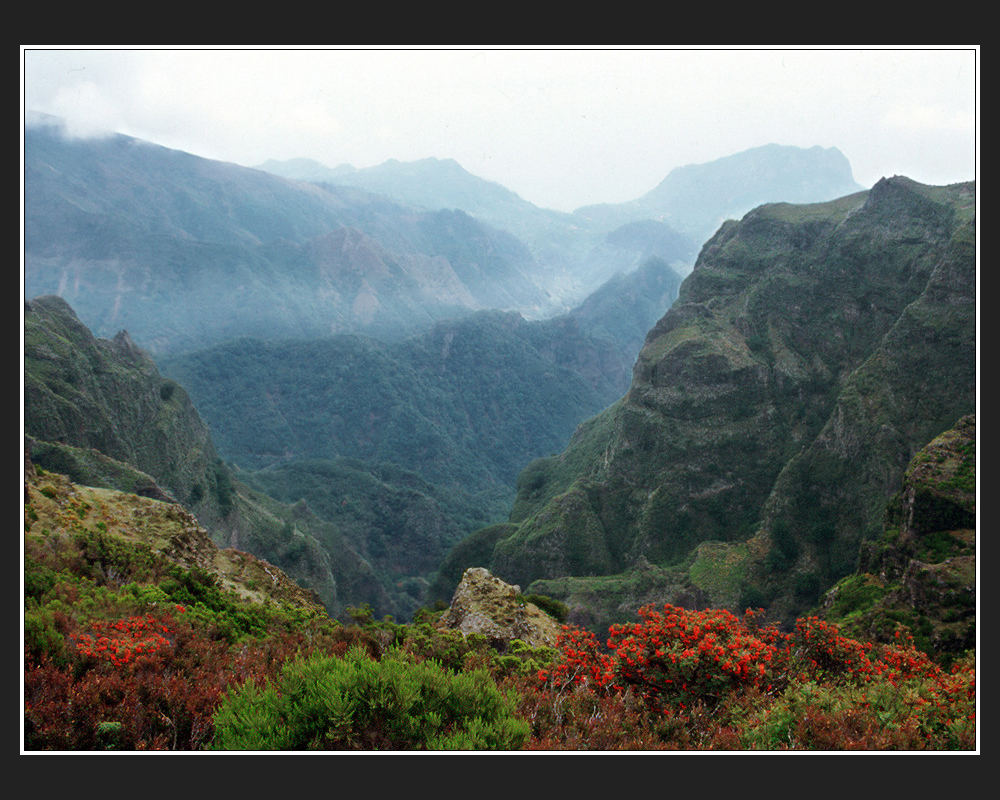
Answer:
[22, 46, 978, 211]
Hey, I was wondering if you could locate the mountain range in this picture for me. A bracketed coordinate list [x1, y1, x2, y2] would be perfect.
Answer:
[25, 113, 861, 356]
[23, 115, 972, 636]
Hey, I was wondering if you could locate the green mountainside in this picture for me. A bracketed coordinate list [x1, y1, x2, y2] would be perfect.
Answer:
[461, 177, 975, 631]
[159, 262, 679, 486]
[822, 413, 975, 665]
[23, 295, 396, 619]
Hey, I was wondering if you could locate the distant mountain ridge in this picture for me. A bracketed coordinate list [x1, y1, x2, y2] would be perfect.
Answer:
[257, 144, 863, 249]
[573, 143, 864, 245]
[257, 144, 865, 311]
[257, 155, 699, 307]
[257, 156, 538, 227]
[24, 119, 550, 353]
[26, 116, 865, 356]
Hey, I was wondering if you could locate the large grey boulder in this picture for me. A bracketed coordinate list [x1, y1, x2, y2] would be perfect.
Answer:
[437, 567, 562, 650]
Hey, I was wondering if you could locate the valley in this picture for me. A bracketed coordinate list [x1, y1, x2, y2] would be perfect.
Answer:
[22, 116, 976, 750]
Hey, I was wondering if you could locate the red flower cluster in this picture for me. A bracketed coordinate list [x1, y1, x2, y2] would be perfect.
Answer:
[72, 613, 176, 670]
[536, 626, 614, 691]
[605, 605, 787, 710]
[539, 604, 977, 727]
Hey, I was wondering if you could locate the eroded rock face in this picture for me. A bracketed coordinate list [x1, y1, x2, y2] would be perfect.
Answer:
[822, 414, 976, 662]
[437, 567, 562, 650]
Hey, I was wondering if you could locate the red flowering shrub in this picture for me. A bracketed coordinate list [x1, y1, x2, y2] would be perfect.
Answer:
[71, 610, 180, 670]
[535, 626, 613, 692]
[24, 608, 260, 750]
[605, 605, 788, 711]
[528, 604, 976, 750]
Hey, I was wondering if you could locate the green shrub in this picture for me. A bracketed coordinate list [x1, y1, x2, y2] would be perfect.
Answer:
[211, 646, 529, 751]
[522, 593, 568, 623]
[24, 606, 70, 668]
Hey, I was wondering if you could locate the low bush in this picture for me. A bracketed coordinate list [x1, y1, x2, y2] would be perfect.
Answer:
[211, 646, 529, 750]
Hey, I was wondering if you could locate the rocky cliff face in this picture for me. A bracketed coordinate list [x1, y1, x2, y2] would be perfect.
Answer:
[479, 177, 975, 629]
[821, 415, 975, 663]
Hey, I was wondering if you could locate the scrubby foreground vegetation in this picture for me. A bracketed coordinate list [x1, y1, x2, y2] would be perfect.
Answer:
[24, 465, 975, 751]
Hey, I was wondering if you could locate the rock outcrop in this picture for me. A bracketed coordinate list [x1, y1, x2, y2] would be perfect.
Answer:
[437, 568, 562, 650]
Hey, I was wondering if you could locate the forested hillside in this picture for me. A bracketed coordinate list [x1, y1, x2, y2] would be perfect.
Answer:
[159, 258, 680, 490]
[464, 177, 976, 631]
[23, 295, 398, 618]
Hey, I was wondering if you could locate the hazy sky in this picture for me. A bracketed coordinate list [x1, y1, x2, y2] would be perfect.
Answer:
[21, 47, 978, 213]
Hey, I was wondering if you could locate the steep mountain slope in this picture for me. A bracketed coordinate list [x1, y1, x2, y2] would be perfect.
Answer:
[465, 177, 975, 630]
[23, 296, 395, 618]
[23, 117, 546, 354]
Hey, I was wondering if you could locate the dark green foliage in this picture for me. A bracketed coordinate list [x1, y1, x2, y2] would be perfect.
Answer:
[211, 647, 529, 750]
[160, 309, 627, 495]
[24, 555, 59, 603]
[522, 593, 569, 623]
[911, 488, 975, 535]
[793, 571, 823, 605]
[825, 574, 889, 620]
[210, 459, 235, 516]
[917, 530, 968, 564]
[765, 520, 799, 571]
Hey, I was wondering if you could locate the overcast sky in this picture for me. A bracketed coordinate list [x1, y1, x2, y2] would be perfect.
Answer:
[21, 47, 978, 213]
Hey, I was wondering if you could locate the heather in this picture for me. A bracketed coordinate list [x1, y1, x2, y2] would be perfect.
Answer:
[23, 405, 976, 752]
[24, 559, 976, 750]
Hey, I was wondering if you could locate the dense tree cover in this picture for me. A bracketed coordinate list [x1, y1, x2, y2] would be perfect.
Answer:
[159, 309, 628, 489]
